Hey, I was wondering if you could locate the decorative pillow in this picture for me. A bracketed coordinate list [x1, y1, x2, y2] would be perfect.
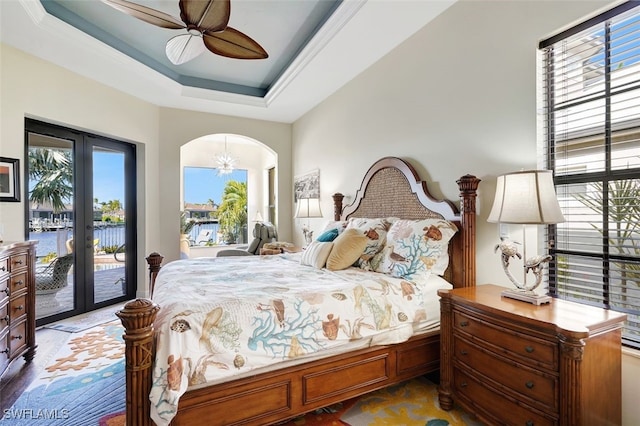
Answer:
[321, 220, 348, 235]
[316, 228, 339, 242]
[373, 219, 458, 282]
[326, 228, 368, 271]
[346, 217, 394, 270]
[300, 241, 334, 269]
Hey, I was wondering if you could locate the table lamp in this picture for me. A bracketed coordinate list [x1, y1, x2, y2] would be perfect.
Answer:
[294, 198, 323, 246]
[488, 170, 565, 304]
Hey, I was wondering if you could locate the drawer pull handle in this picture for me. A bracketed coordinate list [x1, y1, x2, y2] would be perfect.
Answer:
[460, 382, 468, 388]
[3, 288, 8, 296]
[1, 348, 8, 356]
[13, 260, 23, 265]
[460, 350, 468, 356]
[526, 421, 534, 426]
[0, 266, 5, 272]
[0, 315, 8, 324]
[12, 334, 23, 341]
[525, 346, 534, 353]
[15, 305, 24, 311]
[15, 280, 24, 286]
[525, 381, 535, 389]
[459, 321, 469, 327]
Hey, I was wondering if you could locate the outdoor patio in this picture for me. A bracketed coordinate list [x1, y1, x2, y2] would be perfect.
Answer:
[35, 257, 126, 320]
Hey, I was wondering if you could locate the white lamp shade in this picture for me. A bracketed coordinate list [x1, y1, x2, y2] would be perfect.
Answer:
[488, 170, 565, 224]
[295, 198, 323, 218]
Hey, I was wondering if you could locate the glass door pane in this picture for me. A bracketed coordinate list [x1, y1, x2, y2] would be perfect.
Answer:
[92, 146, 127, 304]
[28, 133, 76, 320]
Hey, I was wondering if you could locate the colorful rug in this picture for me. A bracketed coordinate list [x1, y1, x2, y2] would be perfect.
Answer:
[5, 321, 125, 425]
[340, 376, 483, 425]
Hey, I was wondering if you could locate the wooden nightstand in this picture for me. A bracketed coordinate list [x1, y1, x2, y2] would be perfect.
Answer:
[438, 284, 626, 426]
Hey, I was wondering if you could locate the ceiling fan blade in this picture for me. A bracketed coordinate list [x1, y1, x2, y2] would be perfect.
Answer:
[102, 0, 185, 29]
[166, 34, 206, 65]
[180, 0, 230, 32]
[203, 27, 268, 60]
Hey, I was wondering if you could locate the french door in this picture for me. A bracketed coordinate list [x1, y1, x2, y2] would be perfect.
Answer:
[25, 119, 137, 326]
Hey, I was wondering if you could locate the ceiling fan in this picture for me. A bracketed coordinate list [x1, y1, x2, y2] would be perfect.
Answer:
[102, 0, 268, 65]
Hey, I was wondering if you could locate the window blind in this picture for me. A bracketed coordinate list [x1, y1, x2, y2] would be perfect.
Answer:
[540, 2, 640, 349]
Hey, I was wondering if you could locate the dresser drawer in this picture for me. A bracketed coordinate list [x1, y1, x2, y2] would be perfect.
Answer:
[454, 368, 558, 426]
[9, 320, 27, 356]
[0, 257, 8, 277]
[0, 302, 8, 333]
[0, 329, 9, 373]
[453, 310, 557, 370]
[0, 278, 8, 303]
[454, 336, 558, 412]
[10, 272, 27, 295]
[9, 294, 27, 322]
[9, 253, 28, 272]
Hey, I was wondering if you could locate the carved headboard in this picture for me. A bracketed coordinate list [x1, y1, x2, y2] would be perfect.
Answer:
[331, 157, 479, 288]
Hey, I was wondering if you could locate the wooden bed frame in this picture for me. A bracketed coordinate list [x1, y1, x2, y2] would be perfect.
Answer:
[117, 157, 480, 425]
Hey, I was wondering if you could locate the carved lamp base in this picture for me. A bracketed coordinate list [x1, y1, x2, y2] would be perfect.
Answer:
[501, 288, 552, 305]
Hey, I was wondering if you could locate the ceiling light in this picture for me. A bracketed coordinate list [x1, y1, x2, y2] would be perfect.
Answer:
[216, 137, 236, 176]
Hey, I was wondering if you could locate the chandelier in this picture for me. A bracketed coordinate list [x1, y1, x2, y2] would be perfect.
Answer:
[216, 137, 236, 176]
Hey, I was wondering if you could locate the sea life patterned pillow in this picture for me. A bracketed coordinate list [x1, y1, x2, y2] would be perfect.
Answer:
[346, 217, 395, 270]
[373, 219, 458, 282]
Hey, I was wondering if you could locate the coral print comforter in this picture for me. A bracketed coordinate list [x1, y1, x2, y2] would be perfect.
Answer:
[149, 253, 451, 425]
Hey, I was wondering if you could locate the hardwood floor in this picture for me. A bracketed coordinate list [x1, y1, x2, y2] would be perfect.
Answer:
[0, 327, 67, 413]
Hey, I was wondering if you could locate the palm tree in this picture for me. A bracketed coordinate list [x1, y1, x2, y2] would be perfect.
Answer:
[217, 181, 247, 243]
[28, 148, 73, 213]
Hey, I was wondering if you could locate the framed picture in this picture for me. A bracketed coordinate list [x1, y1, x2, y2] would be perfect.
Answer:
[294, 169, 320, 202]
[0, 157, 20, 202]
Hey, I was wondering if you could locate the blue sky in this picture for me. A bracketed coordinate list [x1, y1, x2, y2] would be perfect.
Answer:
[183, 167, 247, 205]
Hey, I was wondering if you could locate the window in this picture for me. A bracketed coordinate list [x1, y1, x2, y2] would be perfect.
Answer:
[540, 2, 640, 348]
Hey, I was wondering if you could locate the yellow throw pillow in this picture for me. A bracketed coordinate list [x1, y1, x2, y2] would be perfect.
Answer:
[326, 228, 368, 271]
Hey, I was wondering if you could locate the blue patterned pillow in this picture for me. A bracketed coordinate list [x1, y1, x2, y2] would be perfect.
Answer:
[317, 228, 339, 242]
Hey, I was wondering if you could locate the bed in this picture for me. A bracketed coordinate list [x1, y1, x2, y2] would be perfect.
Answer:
[117, 156, 480, 425]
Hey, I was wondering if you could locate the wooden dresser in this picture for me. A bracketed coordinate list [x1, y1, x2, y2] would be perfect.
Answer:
[438, 284, 627, 426]
[0, 241, 37, 377]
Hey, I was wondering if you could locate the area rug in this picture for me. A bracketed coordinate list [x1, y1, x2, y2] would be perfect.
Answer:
[43, 304, 123, 333]
[340, 376, 483, 425]
[5, 321, 125, 425]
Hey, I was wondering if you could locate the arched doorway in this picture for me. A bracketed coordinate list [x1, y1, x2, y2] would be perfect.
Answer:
[179, 134, 277, 257]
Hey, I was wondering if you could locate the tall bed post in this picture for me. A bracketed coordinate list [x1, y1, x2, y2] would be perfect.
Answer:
[457, 174, 481, 288]
[116, 299, 159, 426]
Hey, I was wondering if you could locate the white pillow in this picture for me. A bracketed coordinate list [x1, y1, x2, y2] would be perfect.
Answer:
[300, 241, 334, 269]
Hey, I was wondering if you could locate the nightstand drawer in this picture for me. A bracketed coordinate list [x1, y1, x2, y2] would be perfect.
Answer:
[454, 368, 558, 426]
[454, 336, 558, 412]
[453, 310, 557, 370]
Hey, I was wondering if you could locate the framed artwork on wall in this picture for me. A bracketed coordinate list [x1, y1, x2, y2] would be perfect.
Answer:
[294, 169, 320, 202]
[0, 157, 20, 202]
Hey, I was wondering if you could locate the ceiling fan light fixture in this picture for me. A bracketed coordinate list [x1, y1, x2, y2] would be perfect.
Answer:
[166, 33, 206, 65]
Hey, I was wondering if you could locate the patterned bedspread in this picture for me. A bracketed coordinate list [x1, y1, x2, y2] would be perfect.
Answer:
[149, 253, 451, 425]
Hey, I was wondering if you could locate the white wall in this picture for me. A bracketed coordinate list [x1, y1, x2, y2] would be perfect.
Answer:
[292, 0, 639, 423]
